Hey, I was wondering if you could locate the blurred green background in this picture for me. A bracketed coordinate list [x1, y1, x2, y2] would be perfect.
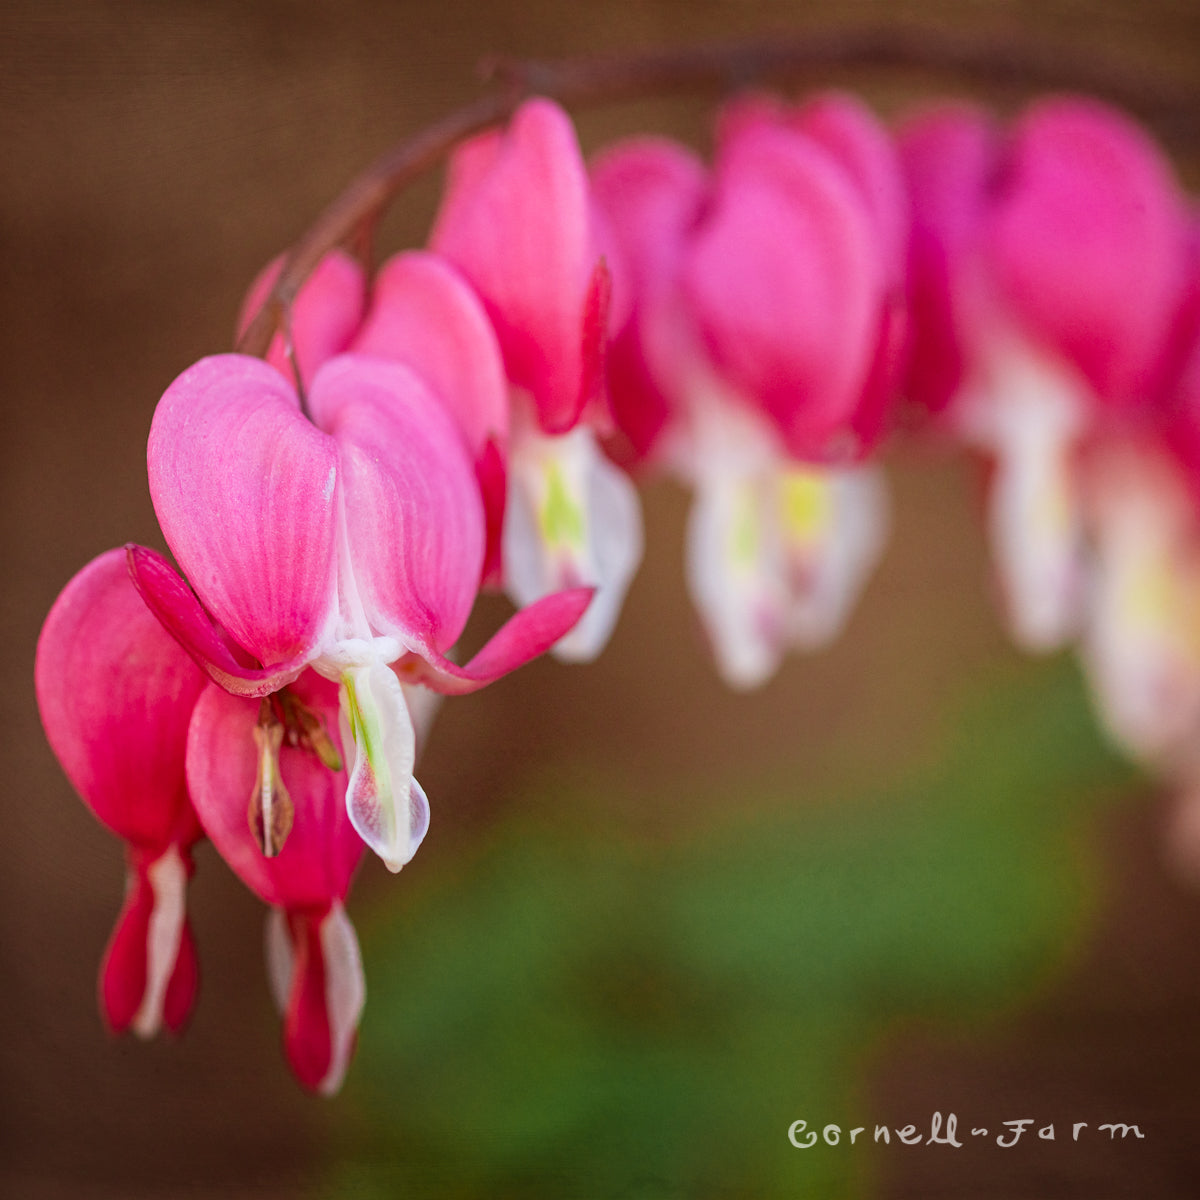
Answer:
[334, 657, 1133, 1199]
[4, 2, 1200, 1198]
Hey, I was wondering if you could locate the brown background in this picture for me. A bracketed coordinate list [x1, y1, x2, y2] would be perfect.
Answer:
[3, 1, 1200, 1197]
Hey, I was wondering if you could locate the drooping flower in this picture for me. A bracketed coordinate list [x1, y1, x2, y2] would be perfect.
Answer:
[431, 97, 643, 662]
[132, 352, 590, 872]
[900, 97, 1190, 650]
[593, 92, 905, 688]
[187, 669, 366, 1094]
[35, 547, 207, 1036]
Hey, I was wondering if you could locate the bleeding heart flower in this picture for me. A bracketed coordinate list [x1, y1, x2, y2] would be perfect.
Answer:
[35, 547, 207, 1037]
[133, 352, 590, 872]
[187, 669, 366, 1095]
[901, 97, 1190, 651]
[431, 97, 643, 662]
[593, 92, 904, 687]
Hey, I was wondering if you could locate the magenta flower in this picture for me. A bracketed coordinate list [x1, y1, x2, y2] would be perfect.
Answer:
[187, 670, 366, 1094]
[431, 98, 643, 662]
[35, 548, 207, 1037]
[901, 97, 1190, 650]
[132, 352, 590, 871]
[593, 93, 905, 687]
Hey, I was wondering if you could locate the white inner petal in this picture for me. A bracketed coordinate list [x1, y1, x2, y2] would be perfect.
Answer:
[131, 845, 188, 1039]
[264, 907, 293, 1017]
[776, 464, 889, 651]
[317, 902, 366, 1097]
[502, 418, 644, 663]
[959, 337, 1089, 652]
[686, 468, 786, 690]
[338, 658, 419, 872]
[1083, 450, 1200, 763]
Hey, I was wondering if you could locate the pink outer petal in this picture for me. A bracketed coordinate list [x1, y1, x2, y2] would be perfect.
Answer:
[397, 585, 594, 695]
[237, 251, 367, 389]
[161, 914, 200, 1034]
[307, 355, 484, 653]
[987, 96, 1189, 410]
[849, 297, 909, 456]
[720, 92, 909, 286]
[898, 102, 997, 421]
[187, 672, 363, 912]
[280, 911, 333, 1092]
[476, 437, 508, 589]
[352, 252, 509, 584]
[35, 547, 205, 849]
[431, 98, 601, 433]
[785, 92, 910, 289]
[352, 251, 508, 462]
[684, 121, 885, 462]
[590, 137, 708, 466]
[148, 354, 340, 671]
[1163, 226, 1200, 497]
[127, 545, 310, 697]
[591, 137, 708, 301]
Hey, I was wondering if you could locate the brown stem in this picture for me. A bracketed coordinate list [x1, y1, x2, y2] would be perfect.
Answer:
[237, 27, 1198, 359]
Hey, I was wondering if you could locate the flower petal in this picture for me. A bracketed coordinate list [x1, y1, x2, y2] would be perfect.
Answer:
[353, 251, 508, 464]
[897, 103, 996, 423]
[316, 902, 365, 1096]
[237, 250, 367, 390]
[677, 396, 788, 688]
[686, 469, 786, 690]
[337, 658, 423, 872]
[307, 355, 484, 655]
[352, 252, 510, 584]
[1081, 442, 1200, 762]
[501, 423, 642, 662]
[683, 118, 886, 461]
[148, 353, 340, 671]
[279, 911, 332, 1093]
[126, 545, 309, 697]
[775, 464, 890, 649]
[187, 672, 363, 910]
[591, 137, 708, 466]
[987, 97, 1188, 409]
[36, 547, 205, 847]
[277, 905, 365, 1096]
[431, 99, 604, 433]
[721, 91, 909, 285]
[398, 586, 595, 695]
[962, 340, 1089, 651]
[99, 845, 195, 1038]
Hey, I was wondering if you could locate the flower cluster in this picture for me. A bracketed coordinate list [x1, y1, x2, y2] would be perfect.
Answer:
[36, 89, 1200, 1093]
